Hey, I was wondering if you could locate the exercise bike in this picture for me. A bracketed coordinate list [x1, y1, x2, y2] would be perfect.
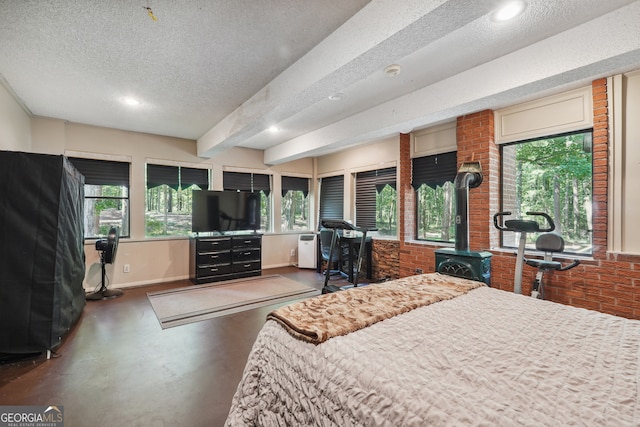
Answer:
[494, 212, 580, 299]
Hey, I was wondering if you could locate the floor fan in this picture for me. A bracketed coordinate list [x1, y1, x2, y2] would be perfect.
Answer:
[86, 226, 123, 301]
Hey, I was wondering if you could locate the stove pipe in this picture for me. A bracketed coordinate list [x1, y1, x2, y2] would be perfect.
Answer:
[454, 162, 483, 252]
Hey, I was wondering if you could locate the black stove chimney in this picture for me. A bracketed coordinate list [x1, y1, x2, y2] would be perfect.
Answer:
[454, 162, 483, 252]
[435, 161, 492, 285]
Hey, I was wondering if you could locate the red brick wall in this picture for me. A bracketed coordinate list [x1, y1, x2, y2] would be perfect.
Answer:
[456, 110, 499, 250]
[397, 112, 497, 277]
[373, 78, 640, 319]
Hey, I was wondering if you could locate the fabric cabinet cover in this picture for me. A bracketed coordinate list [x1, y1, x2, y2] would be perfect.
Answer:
[0, 151, 86, 353]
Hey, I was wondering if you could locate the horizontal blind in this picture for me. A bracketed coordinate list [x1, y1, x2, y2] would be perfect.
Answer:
[411, 151, 457, 189]
[223, 171, 271, 196]
[181, 167, 209, 190]
[146, 164, 179, 189]
[252, 173, 271, 196]
[355, 167, 396, 229]
[68, 157, 130, 186]
[223, 171, 251, 191]
[319, 175, 344, 224]
[281, 176, 309, 197]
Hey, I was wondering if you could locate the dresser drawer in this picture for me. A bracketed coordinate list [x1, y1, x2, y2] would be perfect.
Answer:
[232, 260, 261, 273]
[197, 237, 231, 251]
[233, 248, 261, 262]
[232, 236, 261, 249]
[197, 264, 233, 278]
[197, 251, 231, 266]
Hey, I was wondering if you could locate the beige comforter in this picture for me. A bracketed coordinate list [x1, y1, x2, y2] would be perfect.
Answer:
[226, 274, 640, 426]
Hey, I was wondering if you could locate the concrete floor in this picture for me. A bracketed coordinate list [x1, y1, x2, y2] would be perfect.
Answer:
[0, 266, 334, 427]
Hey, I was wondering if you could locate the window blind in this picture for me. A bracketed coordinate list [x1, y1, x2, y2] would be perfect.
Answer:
[319, 175, 344, 224]
[223, 171, 271, 196]
[252, 173, 270, 196]
[281, 176, 309, 197]
[146, 164, 179, 190]
[68, 157, 130, 186]
[355, 167, 396, 229]
[180, 167, 209, 190]
[411, 151, 457, 189]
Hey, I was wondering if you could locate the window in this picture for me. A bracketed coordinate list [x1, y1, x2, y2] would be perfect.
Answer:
[68, 157, 130, 239]
[355, 167, 396, 236]
[318, 175, 344, 226]
[145, 164, 209, 237]
[412, 152, 457, 242]
[281, 176, 309, 231]
[223, 171, 271, 232]
[500, 130, 593, 254]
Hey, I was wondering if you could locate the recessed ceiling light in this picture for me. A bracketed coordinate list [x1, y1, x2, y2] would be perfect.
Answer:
[122, 97, 141, 106]
[268, 125, 279, 133]
[384, 64, 401, 77]
[491, 0, 526, 22]
[328, 93, 344, 101]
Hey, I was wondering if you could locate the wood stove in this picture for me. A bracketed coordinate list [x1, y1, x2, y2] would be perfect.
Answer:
[435, 162, 492, 285]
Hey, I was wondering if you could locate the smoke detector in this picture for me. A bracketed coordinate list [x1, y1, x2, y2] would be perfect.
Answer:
[384, 64, 401, 77]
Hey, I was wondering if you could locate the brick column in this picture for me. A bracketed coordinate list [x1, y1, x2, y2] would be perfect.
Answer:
[456, 110, 498, 251]
[591, 78, 608, 258]
[398, 133, 414, 243]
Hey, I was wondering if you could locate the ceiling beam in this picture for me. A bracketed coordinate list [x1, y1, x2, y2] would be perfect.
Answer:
[196, 0, 496, 158]
[264, 2, 640, 164]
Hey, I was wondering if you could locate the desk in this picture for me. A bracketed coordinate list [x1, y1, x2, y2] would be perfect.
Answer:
[317, 233, 372, 283]
[340, 235, 373, 283]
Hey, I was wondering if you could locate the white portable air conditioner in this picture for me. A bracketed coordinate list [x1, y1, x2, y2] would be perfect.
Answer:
[297, 234, 317, 269]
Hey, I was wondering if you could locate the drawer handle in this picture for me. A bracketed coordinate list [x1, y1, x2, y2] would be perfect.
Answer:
[201, 239, 222, 244]
[209, 268, 218, 272]
[243, 251, 251, 255]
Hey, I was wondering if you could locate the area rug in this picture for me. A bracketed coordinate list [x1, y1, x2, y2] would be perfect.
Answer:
[147, 275, 320, 329]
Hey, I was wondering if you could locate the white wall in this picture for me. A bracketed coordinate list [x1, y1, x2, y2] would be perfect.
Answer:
[620, 72, 640, 254]
[0, 83, 31, 151]
[609, 71, 640, 254]
[8, 73, 638, 289]
[494, 86, 593, 144]
[29, 118, 314, 289]
[316, 135, 399, 222]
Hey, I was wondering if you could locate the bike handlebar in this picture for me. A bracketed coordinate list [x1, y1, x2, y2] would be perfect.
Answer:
[558, 259, 580, 271]
[493, 211, 555, 233]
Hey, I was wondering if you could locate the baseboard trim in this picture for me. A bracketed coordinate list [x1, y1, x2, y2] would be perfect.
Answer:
[83, 274, 190, 291]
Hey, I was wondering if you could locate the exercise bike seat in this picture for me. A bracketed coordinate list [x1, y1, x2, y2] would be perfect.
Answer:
[535, 233, 565, 252]
[524, 233, 579, 272]
[525, 258, 563, 271]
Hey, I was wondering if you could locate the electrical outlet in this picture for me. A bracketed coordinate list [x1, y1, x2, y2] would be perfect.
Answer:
[123, 264, 130, 273]
[290, 249, 296, 257]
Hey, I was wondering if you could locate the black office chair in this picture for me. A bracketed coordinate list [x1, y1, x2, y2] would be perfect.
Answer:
[319, 228, 342, 279]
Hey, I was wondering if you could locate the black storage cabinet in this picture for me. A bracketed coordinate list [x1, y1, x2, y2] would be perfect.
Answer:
[0, 151, 86, 353]
[190, 234, 262, 284]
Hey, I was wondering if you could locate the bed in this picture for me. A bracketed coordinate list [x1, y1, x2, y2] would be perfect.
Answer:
[225, 273, 640, 426]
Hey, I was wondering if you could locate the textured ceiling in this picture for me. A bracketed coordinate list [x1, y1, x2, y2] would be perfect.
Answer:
[1, 0, 640, 164]
[0, 0, 369, 139]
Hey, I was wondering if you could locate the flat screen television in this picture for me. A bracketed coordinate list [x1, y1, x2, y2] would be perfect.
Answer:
[192, 190, 261, 233]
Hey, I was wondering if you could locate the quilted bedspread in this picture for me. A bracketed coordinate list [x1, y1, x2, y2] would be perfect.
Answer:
[225, 275, 640, 426]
